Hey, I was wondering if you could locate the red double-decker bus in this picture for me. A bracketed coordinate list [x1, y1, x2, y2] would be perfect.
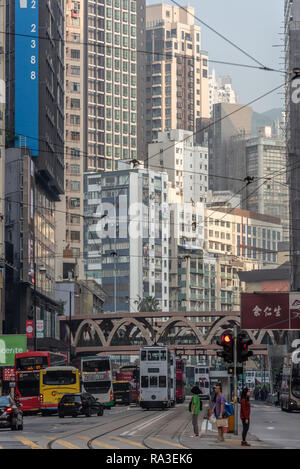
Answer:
[176, 359, 186, 404]
[14, 352, 67, 413]
[115, 365, 140, 404]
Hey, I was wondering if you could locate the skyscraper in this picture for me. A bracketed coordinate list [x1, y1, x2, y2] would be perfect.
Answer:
[56, 0, 146, 282]
[0, 0, 5, 333]
[145, 3, 210, 144]
[5, 0, 65, 346]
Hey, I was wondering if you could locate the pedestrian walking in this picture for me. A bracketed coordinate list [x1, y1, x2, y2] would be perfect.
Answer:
[190, 385, 201, 437]
[240, 387, 251, 447]
[214, 384, 227, 443]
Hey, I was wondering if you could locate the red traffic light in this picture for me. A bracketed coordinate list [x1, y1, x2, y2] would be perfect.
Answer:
[222, 333, 232, 343]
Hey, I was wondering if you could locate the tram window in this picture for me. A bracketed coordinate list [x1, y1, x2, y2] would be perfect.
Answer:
[150, 376, 158, 387]
[159, 376, 166, 388]
[148, 351, 160, 361]
[141, 376, 149, 387]
[161, 351, 166, 361]
[141, 351, 147, 361]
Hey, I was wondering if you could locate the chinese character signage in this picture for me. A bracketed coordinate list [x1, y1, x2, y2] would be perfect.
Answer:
[241, 293, 300, 330]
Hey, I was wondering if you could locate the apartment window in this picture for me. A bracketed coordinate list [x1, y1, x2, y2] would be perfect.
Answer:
[70, 66, 80, 75]
[71, 231, 80, 241]
[70, 49, 80, 59]
[70, 115, 80, 125]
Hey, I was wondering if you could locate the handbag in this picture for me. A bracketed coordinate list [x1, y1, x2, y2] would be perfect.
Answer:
[216, 418, 228, 428]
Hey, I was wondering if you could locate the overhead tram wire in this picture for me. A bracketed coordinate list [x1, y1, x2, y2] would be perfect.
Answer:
[3, 79, 289, 184]
[170, 0, 271, 70]
[144, 81, 287, 167]
[0, 29, 284, 74]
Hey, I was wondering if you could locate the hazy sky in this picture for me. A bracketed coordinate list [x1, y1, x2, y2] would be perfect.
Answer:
[146, 0, 284, 113]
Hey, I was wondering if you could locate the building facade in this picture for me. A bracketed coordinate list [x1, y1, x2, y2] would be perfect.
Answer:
[84, 162, 169, 312]
[4, 1, 65, 347]
[204, 207, 283, 266]
[56, 0, 146, 283]
[148, 129, 208, 203]
[245, 126, 289, 242]
[0, 0, 5, 333]
[145, 3, 210, 144]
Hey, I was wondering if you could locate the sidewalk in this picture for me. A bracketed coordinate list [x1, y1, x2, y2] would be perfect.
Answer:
[181, 415, 277, 450]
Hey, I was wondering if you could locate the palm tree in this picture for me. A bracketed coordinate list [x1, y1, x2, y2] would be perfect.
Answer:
[134, 295, 160, 312]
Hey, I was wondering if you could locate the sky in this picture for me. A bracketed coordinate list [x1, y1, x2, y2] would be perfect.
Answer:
[146, 0, 285, 113]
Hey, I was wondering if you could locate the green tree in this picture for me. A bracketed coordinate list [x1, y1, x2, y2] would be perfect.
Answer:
[134, 295, 160, 312]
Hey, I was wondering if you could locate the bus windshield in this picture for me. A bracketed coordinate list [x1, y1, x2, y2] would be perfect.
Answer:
[43, 370, 77, 386]
[16, 356, 48, 371]
[17, 372, 40, 397]
[113, 382, 131, 392]
[82, 359, 110, 373]
[84, 381, 111, 394]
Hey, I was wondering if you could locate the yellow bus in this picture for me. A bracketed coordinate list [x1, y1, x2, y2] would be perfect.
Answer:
[39, 366, 81, 415]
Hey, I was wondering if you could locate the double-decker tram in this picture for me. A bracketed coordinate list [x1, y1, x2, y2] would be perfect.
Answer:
[194, 364, 210, 399]
[280, 354, 300, 412]
[176, 358, 186, 403]
[14, 352, 67, 413]
[39, 366, 81, 415]
[80, 356, 114, 408]
[139, 345, 172, 410]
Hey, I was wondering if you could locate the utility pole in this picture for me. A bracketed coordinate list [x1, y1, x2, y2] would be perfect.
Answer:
[233, 325, 238, 435]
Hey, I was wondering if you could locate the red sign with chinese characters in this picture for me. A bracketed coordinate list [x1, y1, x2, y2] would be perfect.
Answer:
[241, 292, 300, 330]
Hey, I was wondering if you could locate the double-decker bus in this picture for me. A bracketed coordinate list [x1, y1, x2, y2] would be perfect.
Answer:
[176, 358, 186, 403]
[116, 365, 140, 404]
[280, 355, 300, 412]
[14, 352, 67, 413]
[80, 356, 114, 408]
[139, 345, 172, 410]
[39, 366, 81, 415]
[195, 364, 210, 399]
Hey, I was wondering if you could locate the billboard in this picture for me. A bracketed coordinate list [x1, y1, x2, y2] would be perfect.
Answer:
[15, 0, 39, 155]
[241, 292, 300, 330]
[0, 335, 27, 366]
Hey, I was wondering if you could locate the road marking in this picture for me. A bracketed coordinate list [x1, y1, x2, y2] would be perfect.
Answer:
[266, 427, 274, 430]
[15, 436, 43, 449]
[54, 439, 81, 449]
[120, 431, 130, 436]
[78, 436, 119, 449]
[148, 437, 187, 449]
[125, 412, 174, 436]
[111, 436, 145, 448]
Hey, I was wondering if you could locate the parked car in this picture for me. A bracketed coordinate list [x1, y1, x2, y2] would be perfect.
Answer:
[58, 393, 104, 418]
[0, 395, 24, 431]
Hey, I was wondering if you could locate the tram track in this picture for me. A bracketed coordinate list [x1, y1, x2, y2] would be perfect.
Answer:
[46, 407, 164, 449]
[142, 404, 193, 450]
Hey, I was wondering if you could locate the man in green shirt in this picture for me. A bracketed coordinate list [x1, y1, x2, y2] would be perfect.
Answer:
[190, 386, 201, 437]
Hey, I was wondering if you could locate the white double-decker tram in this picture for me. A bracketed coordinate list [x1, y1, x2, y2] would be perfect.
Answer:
[139, 346, 172, 410]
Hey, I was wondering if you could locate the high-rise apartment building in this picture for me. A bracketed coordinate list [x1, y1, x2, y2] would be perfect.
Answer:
[0, 0, 5, 333]
[57, 0, 146, 282]
[148, 129, 208, 203]
[208, 69, 237, 117]
[208, 102, 252, 194]
[5, 1, 65, 347]
[245, 126, 289, 241]
[145, 3, 210, 144]
[84, 162, 169, 312]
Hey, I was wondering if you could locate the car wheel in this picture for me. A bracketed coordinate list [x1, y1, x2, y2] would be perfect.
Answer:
[72, 414, 77, 418]
[85, 408, 91, 417]
[98, 407, 104, 417]
[18, 423, 23, 431]
[11, 418, 17, 431]
[59, 413, 64, 418]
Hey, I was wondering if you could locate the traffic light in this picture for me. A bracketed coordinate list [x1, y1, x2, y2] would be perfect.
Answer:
[216, 330, 234, 363]
[237, 332, 253, 363]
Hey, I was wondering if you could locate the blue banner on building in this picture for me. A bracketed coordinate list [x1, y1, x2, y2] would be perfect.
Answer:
[15, 0, 39, 156]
